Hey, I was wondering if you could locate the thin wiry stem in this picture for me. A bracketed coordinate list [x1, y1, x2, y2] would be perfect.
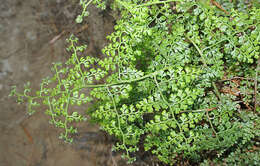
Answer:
[72, 66, 171, 91]
[106, 86, 130, 158]
[219, 77, 254, 82]
[137, 0, 182, 7]
[186, 35, 222, 101]
[254, 57, 260, 113]
[153, 75, 188, 145]
[202, 23, 259, 52]
[64, 91, 71, 139]
[180, 107, 217, 113]
[206, 110, 218, 137]
[186, 35, 220, 137]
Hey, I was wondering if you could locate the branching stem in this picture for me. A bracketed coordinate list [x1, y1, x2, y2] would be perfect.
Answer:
[186, 35, 220, 137]
[106, 86, 130, 158]
[72, 66, 171, 91]
[153, 75, 188, 144]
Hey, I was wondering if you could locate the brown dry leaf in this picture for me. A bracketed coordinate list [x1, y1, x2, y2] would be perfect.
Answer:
[211, 0, 229, 15]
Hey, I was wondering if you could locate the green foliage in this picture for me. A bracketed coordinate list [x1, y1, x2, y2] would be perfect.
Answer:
[215, 0, 260, 13]
[10, 0, 260, 165]
[76, 0, 107, 23]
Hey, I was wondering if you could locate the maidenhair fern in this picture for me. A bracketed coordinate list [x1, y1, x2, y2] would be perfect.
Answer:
[10, 0, 259, 165]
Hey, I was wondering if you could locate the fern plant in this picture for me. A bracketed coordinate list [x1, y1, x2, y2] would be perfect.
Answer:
[10, 0, 260, 165]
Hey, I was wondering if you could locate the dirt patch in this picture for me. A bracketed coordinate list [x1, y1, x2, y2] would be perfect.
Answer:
[0, 0, 143, 165]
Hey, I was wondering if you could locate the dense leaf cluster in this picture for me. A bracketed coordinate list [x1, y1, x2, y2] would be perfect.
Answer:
[11, 0, 259, 165]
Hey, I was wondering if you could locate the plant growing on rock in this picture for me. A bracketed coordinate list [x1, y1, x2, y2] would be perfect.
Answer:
[10, 0, 260, 165]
